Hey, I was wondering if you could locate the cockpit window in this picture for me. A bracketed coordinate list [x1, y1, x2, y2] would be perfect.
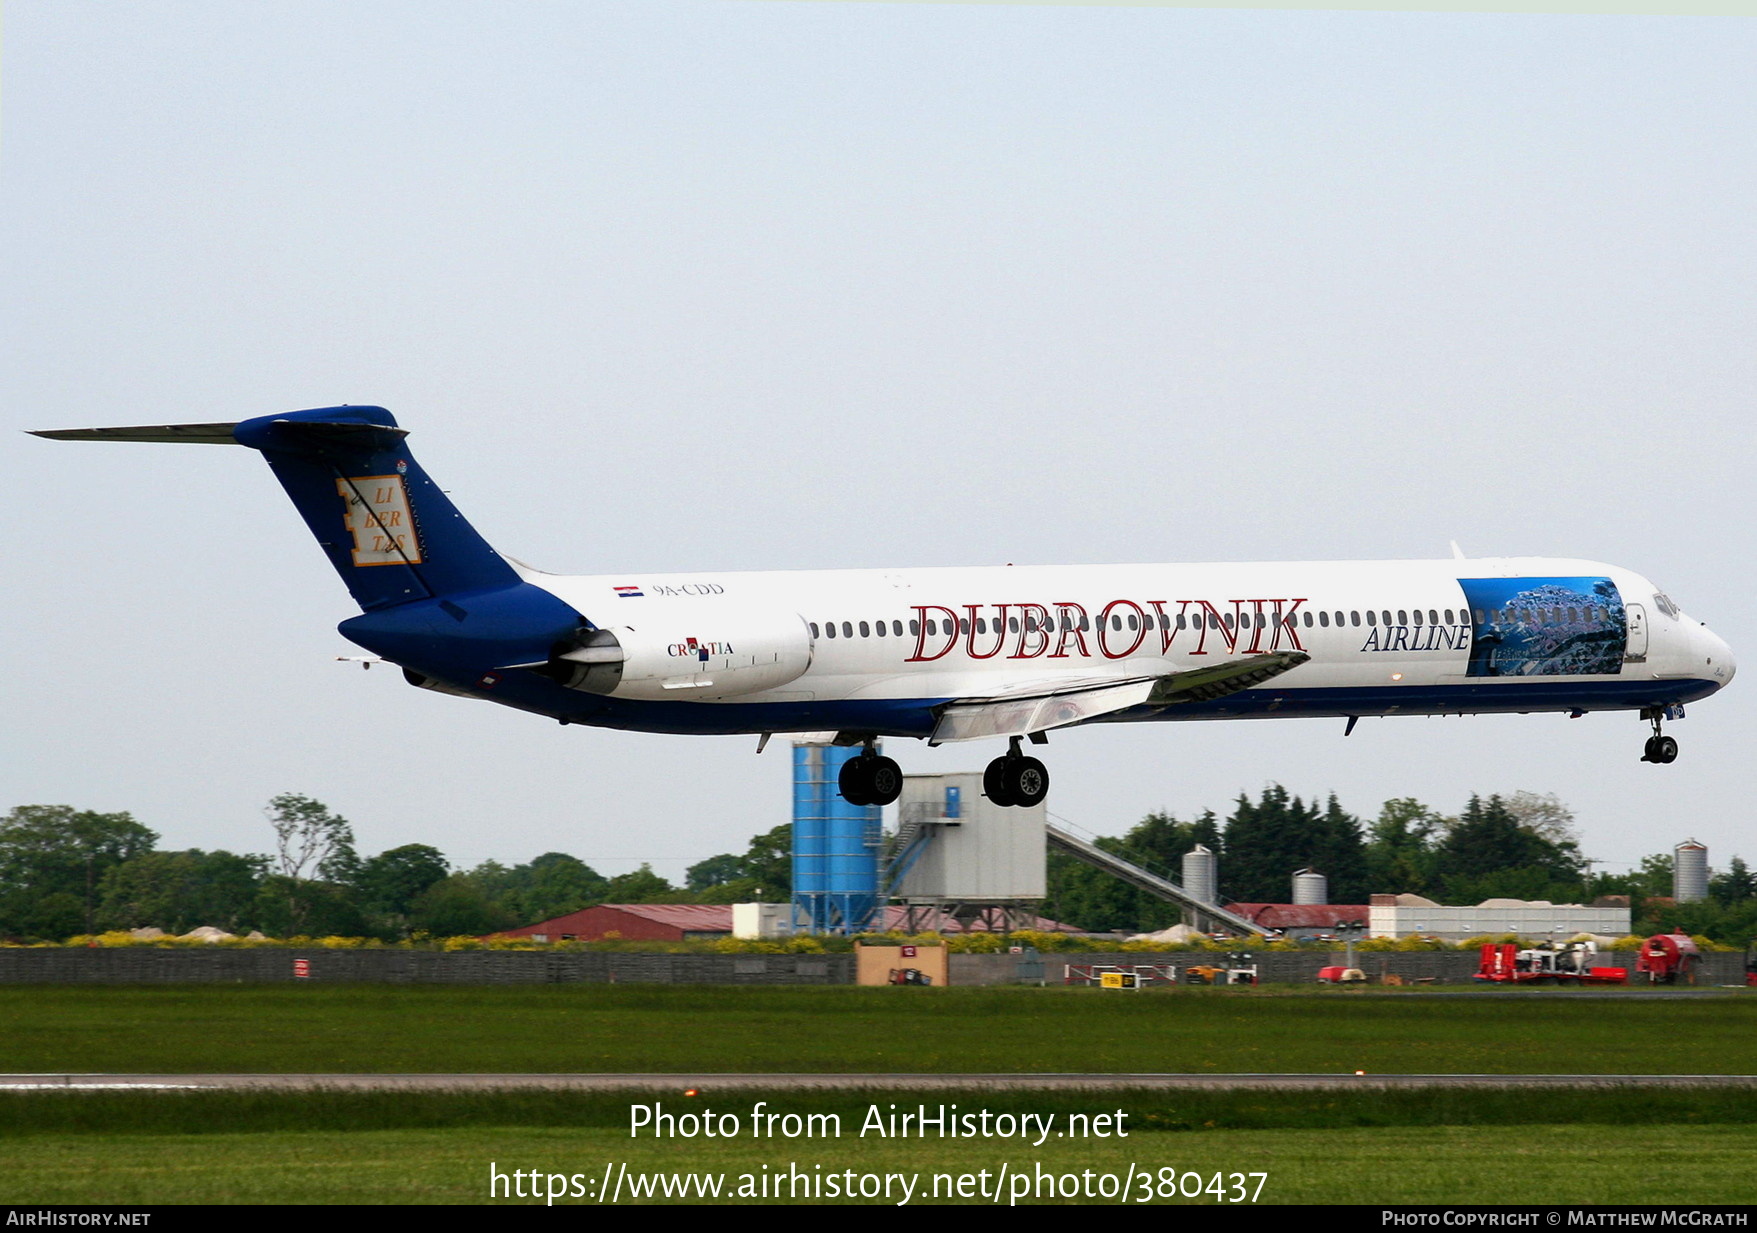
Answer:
[1653, 593, 1681, 619]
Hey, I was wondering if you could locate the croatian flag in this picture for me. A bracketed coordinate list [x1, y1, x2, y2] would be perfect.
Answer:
[614, 585, 643, 598]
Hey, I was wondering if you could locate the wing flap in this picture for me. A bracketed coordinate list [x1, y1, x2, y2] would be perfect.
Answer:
[928, 651, 1310, 744]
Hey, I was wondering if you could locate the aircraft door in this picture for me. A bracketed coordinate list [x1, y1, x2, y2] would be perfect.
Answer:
[1625, 603, 1648, 663]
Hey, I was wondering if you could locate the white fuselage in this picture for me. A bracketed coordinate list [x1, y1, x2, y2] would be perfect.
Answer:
[517, 556, 1733, 734]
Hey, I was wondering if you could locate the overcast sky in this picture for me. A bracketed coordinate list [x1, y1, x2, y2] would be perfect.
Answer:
[4, 2, 1753, 889]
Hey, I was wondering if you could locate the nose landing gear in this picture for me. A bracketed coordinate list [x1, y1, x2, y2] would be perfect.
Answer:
[983, 736, 1050, 808]
[1640, 707, 1679, 764]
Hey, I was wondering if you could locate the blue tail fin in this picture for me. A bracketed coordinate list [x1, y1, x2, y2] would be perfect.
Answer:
[231, 406, 518, 611]
[35, 406, 588, 679]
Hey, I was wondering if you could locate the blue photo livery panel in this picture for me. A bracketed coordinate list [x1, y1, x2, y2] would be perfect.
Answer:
[1457, 576, 1627, 678]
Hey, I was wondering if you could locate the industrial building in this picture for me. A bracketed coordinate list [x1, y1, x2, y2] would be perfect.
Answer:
[1367, 893, 1630, 942]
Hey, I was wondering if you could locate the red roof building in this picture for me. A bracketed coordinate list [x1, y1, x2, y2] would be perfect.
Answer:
[494, 902, 1079, 942]
[1225, 903, 1371, 938]
[496, 904, 735, 943]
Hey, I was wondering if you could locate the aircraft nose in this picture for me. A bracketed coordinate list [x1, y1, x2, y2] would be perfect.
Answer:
[1702, 626, 1735, 688]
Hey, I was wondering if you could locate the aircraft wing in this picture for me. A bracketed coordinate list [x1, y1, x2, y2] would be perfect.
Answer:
[927, 651, 1310, 744]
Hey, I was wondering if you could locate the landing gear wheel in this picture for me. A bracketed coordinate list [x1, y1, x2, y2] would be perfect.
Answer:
[1640, 707, 1680, 764]
[1002, 756, 1049, 808]
[839, 756, 875, 806]
[983, 757, 1017, 807]
[838, 754, 903, 807]
[865, 756, 903, 806]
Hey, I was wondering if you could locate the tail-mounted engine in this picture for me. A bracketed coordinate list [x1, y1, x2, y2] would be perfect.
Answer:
[541, 604, 814, 701]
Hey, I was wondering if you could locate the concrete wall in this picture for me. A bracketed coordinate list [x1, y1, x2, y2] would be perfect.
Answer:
[0, 947, 1743, 986]
[0, 948, 853, 985]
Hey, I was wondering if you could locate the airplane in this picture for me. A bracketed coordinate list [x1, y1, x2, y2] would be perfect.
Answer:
[33, 405, 1736, 809]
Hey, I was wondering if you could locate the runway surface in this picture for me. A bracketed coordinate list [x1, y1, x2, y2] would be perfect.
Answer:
[3, 1073, 1755, 1091]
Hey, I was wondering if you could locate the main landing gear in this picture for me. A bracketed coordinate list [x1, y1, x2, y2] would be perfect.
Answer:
[1640, 707, 1679, 765]
[839, 748, 903, 807]
[984, 736, 1050, 809]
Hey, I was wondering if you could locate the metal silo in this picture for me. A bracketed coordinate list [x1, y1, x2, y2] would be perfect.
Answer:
[791, 743, 883, 933]
[1674, 840, 1708, 904]
[1182, 845, 1218, 905]
[1292, 868, 1328, 905]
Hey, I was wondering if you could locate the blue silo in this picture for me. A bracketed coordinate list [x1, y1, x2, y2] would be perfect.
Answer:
[791, 743, 883, 933]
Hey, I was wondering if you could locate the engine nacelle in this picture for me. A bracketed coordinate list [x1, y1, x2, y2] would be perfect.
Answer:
[548, 605, 813, 701]
[403, 667, 485, 700]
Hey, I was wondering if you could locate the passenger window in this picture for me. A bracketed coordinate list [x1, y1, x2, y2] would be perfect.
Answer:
[1400, 610, 1410, 625]
[909, 620, 920, 636]
[842, 622, 853, 639]
[959, 618, 971, 636]
[1009, 617, 1019, 634]
[1127, 614, 1138, 631]
[826, 622, 837, 639]
[1175, 615, 1185, 629]
[874, 619, 886, 637]
[810, 623, 820, 639]
[1410, 609, 1421, 625]
[893, 620, 904, 637]
[1319, 611, 1330, 627]
[1303, 612, 1313, 627]
[859, 621, 870, 637]
[1429, 609, 1439, 625]
[1366, 611, 1376, 627]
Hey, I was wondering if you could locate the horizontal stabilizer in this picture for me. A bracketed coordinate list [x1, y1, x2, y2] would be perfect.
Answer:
[29, 422, 241, 444]
[928, 651, 1310, 744]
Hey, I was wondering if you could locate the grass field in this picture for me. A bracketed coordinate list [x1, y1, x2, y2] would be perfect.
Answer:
[3, 985, 1752, 1205]
[4, 984, 1754, 1075]
[3, 1089, 1754, 1205]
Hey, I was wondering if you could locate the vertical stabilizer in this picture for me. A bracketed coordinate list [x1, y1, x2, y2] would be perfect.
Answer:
[231, 406, 519, 611]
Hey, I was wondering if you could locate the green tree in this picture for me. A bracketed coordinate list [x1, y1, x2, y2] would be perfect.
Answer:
[1503, 791, 1581, 848]
[409, 874, 518, 936]
[685, 825, 793, 901]
[97, 849, 266, 934]
[1434, 794, 1586, 900]
[685, 853, 745, 891]
[1365, 797, 1445, 896]
[1710, 856, 1756, 906]
[0, 805, 158, 938]
[602, 863, 675, 903]
[265, 794, 356, 882]
[738, 824, 793, 896]
[1218, 787, 1369, 904]
[253, 874, 372, 938]
[358, 844, 450, 922]
[1045, 811, 1223, 933]
[260, 795, 361, 935]
[1310, 794, 1369, 904]
[512, 852, 608, 921]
